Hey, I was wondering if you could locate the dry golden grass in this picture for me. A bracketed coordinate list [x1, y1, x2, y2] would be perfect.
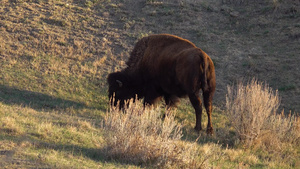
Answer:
[257, 111, 300, 152]
[1, 116, 24, 135]
[102, 99, 225, 168]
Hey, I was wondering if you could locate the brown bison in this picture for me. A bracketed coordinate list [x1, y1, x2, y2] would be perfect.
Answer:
[107, 34, 216, 134]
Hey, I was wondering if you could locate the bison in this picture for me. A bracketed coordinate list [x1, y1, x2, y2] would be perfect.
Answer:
[107, 34, 216, 134]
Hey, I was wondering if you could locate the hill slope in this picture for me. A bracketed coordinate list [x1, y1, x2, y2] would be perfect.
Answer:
[0, 0, 299, 168]
[1, 0, 299, 111]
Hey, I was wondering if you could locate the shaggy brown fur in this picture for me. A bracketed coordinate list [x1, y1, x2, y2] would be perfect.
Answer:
[107, 34, 216, 134]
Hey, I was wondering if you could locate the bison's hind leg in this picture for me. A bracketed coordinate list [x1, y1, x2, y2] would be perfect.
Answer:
[203, 90, 214, 135]
[188, 93, 203, 132]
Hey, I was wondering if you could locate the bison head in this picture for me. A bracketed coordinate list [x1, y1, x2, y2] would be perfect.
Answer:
[107, 72, 138, 109]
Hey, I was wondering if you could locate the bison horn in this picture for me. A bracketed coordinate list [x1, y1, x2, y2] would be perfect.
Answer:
[116, 80, 123, 87]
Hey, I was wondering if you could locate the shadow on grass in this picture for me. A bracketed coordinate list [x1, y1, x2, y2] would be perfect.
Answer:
[0, 85, 86, 111]
[35, 141, 143, 168]
[0, 134, 134, 168]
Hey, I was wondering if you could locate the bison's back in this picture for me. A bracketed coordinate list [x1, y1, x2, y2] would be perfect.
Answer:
[125, 34, 196, 73]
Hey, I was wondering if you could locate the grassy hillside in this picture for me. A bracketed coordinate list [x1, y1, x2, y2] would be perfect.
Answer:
[0, 0, 299, 168]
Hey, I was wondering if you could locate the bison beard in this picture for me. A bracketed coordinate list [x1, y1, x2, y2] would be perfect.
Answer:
[107, 34, 216, 134]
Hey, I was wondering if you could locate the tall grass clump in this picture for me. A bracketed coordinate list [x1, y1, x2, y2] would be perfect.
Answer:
[226, 79, 300, 150]
[261, 111, 300, 152]
[101, 99, 222, 168]
[226, 79, 280, 146]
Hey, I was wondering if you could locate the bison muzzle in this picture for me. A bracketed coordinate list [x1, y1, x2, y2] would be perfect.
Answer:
[107, 34, 216, 134]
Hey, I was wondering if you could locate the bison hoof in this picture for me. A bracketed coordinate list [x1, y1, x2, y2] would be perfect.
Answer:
[194, 126, 202, 132]
[206, 128, 214, 135]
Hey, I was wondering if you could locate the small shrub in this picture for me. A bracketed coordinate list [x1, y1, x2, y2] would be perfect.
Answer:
[225, 78, 300, 151]
[101, 99, 223, 168]
[225, 79, 280, 147]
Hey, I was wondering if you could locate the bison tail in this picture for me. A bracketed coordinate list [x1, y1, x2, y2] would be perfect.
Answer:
[201, 55, 208, 92]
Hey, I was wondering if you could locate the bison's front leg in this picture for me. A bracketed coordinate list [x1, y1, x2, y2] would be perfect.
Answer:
[188, 93, 203, 132]
[143, 85, 162, 106]
[164, 94, 180, 108]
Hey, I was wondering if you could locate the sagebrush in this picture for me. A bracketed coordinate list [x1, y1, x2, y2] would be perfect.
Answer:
[226, 79, 279, 146]
[101, 99, 223, 168]
[226, 79, 300, 151]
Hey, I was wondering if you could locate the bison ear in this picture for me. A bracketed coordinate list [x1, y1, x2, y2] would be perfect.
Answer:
[116, 80, 123, 87]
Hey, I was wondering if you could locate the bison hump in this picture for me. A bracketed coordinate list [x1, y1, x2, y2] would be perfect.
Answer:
[126, 36, 149, 69]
